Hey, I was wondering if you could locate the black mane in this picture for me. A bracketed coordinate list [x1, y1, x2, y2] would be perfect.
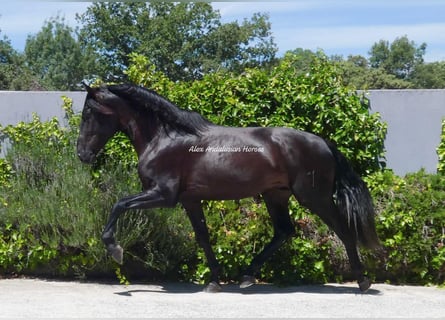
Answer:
[107, 83, 211, 135]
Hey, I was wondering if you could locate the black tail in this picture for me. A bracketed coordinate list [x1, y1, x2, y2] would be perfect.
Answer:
[327, 143, 380, 249]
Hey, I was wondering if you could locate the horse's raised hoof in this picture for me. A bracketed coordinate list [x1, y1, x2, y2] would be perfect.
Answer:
[358, 277, 371, 292]
[108, 244, 124, 265]
[240, 275, 256, 289]
[204, 281, 222, 293]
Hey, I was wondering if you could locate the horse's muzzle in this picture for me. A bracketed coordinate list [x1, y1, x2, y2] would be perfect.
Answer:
[77, 149, 96, 164]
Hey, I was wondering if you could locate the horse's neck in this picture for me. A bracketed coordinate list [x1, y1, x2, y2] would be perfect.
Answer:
[122, 115, 158, 158]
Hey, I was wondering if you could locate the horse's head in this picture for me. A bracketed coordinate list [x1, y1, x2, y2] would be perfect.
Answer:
[77, 83, 121, 164]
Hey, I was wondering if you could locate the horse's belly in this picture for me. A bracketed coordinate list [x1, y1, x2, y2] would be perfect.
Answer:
[180, 170, 289, 200]
[178, 138, 290, 200]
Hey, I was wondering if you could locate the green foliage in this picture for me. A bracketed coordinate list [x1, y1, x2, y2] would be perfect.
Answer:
[365, 170, 445, 284]
[184, 199, 335, 285]
[77, 2, 277, 81]
[3, 12, 445, 90]
[24, 16, 94, 90]
[437, 118, 445, 175]
[0, 30, 39, 90]
[369, 36, 427, 80]
[0, 158, 12, 187]
[333, 36, 444, 89]
[337, 56, 413, 89]
[410, 62, 445, 89]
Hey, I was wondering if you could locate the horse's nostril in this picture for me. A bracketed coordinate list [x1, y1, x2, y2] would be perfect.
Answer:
[77, 150, 95, 164]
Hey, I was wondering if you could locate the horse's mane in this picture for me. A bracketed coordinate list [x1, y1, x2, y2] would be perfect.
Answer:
[107, 83, 211, 136]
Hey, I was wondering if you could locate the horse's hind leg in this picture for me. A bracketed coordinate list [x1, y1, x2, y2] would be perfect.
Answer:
[182, 200, 222, 293]
[241, 189, 295, 288]
[297, 193, 370, 291]
[323, 203, 370, 291]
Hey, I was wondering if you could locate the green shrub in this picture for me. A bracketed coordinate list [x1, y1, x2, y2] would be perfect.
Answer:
[364, 169, 445, 285]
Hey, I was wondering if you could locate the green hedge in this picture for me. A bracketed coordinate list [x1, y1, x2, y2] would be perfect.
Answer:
[1, 54, 444, 286]
[365, 170, 445, 284]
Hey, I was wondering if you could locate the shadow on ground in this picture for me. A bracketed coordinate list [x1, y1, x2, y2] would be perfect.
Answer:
[114, 282, 382, 296]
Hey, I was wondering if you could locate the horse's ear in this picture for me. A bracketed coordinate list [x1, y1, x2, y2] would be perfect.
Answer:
[83, 82, 115, 115]
[82, 81, 95, 96]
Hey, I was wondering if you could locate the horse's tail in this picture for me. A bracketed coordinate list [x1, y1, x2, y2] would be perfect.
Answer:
[327, 142, 380, 249]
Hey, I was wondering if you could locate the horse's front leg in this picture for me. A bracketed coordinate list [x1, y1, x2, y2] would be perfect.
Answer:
[102, 187, 175, 264]
[181, 200, 222, 293]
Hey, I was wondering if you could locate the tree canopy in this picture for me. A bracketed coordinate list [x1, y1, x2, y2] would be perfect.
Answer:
[0, 30, 38, 90]
[77, 2, 277, 81]
[369, 35, 427, 80]
[0, 31, 17, 89]
[334, 36, 440, 89]
[25, 17, 93, 90]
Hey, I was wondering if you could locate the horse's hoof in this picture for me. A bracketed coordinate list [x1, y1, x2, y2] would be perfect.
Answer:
[109, 244, 124, 265]
[204, 281, 222, 293]
[358, 277, 371, 292]
[240, 275, 256, 289]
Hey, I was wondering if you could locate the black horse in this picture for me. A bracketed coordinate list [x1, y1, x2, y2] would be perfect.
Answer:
[77, 83, 380, 292]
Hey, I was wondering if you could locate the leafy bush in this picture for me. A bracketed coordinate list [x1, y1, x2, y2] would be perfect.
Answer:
[364, 170, 445, 285]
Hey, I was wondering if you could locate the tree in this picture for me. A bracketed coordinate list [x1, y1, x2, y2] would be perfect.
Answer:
[24, 17, 95, 90]
[0, 31, 17, 89]
[0, 30, 39, 90]
[0, 31, 14, 65]
[77, 2, 277, 81]
[369, 40, 390, 69]
[338, 55, 412, 89]
[369, 35, 426, 80]
[282, 50, 412, 90]
[410, 62, 445, 89]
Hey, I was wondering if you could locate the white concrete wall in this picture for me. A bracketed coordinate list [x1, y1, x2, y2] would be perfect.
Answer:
[367, 90, 445, 175]
[0, 91, 86, 126]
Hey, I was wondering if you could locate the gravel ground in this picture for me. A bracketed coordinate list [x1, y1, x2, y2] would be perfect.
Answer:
[0, 279, 444, 318]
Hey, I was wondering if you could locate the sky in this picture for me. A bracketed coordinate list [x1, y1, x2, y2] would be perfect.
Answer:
[1, 1, 445, 62]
